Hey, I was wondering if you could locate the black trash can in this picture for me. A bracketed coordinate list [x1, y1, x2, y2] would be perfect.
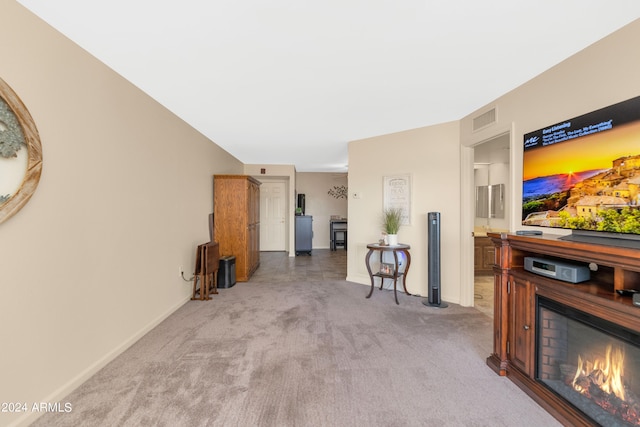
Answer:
[217, 256, 236, 288]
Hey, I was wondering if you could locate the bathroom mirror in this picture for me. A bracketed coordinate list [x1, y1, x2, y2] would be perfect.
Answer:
[0, 78, 42, 224]
[489, 183, 505, 219]
[475, 185, 489, 218]
[475, 183, 505, 219]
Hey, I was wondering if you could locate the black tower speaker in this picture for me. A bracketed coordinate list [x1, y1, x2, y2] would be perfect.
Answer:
[297, 194, 306, 215]
[423, 212, 448, 308]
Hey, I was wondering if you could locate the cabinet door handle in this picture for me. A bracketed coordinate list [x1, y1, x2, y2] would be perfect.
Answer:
[523, 325, 530, 330]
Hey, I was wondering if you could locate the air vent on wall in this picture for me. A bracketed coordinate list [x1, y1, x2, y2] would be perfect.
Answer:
[472, 107, 496, 132]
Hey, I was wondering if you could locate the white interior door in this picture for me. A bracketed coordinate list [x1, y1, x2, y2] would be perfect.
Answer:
[260, 181, 286, 251]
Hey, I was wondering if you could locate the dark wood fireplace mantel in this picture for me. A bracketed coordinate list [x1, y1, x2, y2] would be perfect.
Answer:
[486, 232, 640, 426]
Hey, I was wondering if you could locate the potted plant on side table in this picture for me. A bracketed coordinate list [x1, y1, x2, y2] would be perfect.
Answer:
[382, 207, 403, 246]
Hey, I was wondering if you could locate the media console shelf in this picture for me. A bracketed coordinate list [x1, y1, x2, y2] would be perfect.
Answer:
[486, 232, 640, 426]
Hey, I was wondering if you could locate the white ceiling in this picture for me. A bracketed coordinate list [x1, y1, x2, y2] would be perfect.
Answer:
[15, 1, 640, 172]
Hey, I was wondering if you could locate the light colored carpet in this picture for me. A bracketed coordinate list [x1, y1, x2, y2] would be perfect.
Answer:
[32, 252, 559, 427]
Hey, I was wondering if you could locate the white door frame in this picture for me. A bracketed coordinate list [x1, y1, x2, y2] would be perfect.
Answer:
[460, 125, 514, 307]
[252, 175, 295, 256]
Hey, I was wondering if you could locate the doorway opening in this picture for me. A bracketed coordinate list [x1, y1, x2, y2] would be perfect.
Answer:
[472, 133, 511, 317]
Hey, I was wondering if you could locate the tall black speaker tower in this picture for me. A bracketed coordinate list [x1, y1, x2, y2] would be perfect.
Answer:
[422, 212, 448, 308]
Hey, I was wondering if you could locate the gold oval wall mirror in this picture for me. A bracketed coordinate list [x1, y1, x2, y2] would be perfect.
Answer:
[0, 78, 42, 224]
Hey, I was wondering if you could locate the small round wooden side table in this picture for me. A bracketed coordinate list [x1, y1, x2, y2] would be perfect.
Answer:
[365, 243, 411, 304]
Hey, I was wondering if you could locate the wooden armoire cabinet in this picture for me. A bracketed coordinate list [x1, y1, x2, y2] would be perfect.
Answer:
[213, 175, 261, 281]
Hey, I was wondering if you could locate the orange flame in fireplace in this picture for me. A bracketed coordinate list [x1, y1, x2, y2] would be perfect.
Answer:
[572, 344, 626, 401]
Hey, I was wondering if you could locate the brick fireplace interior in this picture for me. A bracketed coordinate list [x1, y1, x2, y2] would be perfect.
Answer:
[537, 296, 640, 426]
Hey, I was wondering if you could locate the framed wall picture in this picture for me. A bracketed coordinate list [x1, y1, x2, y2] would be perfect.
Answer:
[0, 77, 42, 225]
[383, 174, 411, 225]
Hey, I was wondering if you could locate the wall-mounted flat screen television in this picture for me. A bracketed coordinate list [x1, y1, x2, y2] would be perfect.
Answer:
[522, 95, 640, 246]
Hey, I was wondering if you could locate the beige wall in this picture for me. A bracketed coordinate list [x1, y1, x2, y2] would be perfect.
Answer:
[461, 18, 640, 222]
[295, 172, 348, 249]
[347, 122, 461, 302]
[242, 168, 348, 253]
[0, 2, 243, 426]
[457, 19, 640, 306]
[347, 18, 640, 307]
[3, 1, 639, 424]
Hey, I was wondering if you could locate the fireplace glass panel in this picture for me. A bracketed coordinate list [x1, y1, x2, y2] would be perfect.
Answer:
[536, 297, 640, 426]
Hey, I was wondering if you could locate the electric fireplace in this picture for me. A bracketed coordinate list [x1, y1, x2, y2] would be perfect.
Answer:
[537, 296, 640, 426]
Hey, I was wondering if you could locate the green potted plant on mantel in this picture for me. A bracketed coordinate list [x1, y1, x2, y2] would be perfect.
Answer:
[382, 207, 403, 246]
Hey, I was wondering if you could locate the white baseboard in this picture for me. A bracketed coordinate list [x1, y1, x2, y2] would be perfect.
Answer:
[11, 295, 191, 427]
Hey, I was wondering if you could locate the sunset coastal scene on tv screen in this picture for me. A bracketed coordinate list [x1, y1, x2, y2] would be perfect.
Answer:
[522, 116, 640, 235]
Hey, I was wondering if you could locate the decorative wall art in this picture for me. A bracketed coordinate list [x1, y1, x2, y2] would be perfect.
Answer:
[0, 78, 42, 224]
[383, 174, 411, 225]
[327, 185, 348, 199]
